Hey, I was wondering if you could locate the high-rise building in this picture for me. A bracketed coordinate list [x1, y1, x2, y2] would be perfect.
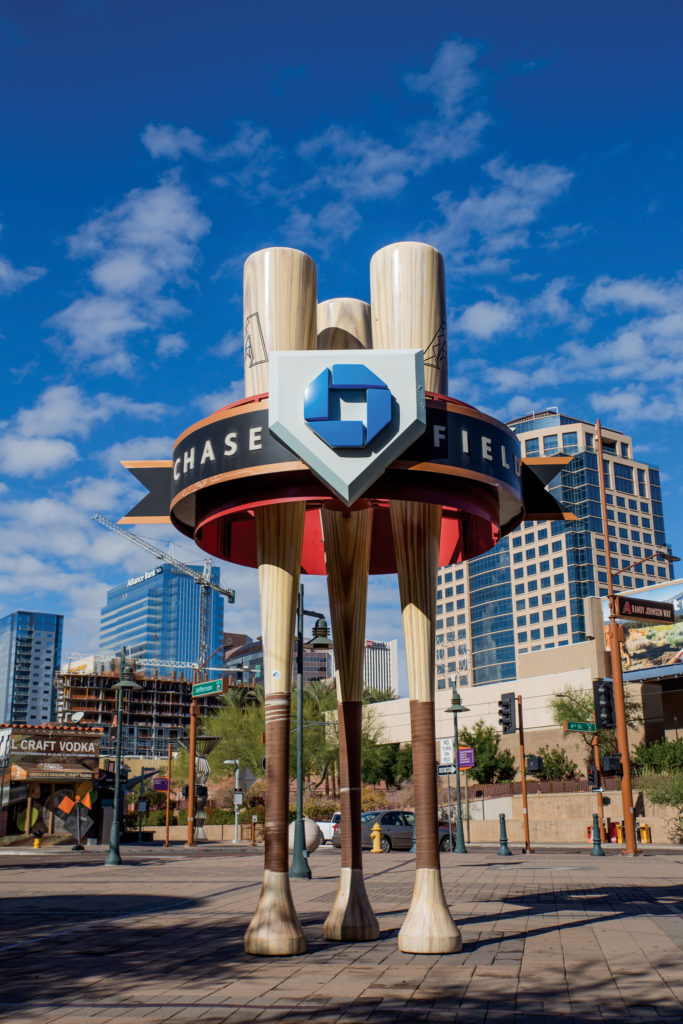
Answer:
[435, 410, 673, 690]
[99, 564, 224, 673]
[0, 611, 63, 723]
[224, 637, 399, 695]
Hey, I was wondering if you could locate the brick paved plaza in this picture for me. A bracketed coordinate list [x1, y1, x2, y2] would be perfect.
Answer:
[1, 843, 683, 1022]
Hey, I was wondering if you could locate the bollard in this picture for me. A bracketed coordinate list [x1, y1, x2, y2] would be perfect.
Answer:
[590, 812, 606, 857]
[497, 813, 512, 857]
[371, 821, 383, 853]
[33, 835, 41, 849]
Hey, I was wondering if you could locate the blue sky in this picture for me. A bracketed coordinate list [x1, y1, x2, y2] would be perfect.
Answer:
[1, 1, 682, 690]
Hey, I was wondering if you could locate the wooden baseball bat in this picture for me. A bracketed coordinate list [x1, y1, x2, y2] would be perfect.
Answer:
[370, 242, 462, 954]
[242, 247, 317, 958]
[317, 298, 379, 942]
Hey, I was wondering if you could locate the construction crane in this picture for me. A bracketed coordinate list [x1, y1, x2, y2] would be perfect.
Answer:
[92, 512, 235, 677]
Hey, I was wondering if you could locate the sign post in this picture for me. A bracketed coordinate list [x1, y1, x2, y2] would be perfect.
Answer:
[192, 679, 224, 698]
[563, 721, 597, 734]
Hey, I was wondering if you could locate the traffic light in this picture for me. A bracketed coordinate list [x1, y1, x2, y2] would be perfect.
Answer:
[195, 785, 208, 799]
[526, 755, 544, 775]
[593, 678, 616, 729]
[587, 765, 599, 788]
[498, 692, 517, 735]
[602, 754, 622, 775]
[181, 785, 189, 799]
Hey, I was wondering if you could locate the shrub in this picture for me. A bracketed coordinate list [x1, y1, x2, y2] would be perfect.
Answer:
[534, 745, 579, 782]
[303, 801, 339, 821]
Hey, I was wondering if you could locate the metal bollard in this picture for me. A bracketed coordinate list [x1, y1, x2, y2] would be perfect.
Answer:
[371, 821, 383, 853]
[497, 813, 512, 857]
[590, 812, 606, 857]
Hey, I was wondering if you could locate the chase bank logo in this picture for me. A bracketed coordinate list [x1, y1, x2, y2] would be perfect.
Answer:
[269, 350, 426, 505]
[303, 365, 391, 449]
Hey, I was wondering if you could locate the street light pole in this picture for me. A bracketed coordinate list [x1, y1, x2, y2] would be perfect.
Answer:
[290, 584, 331, 880]
[224, 759, 240, 843]
[290, 584, 310, 879]
[106, 648, 140, 866]
[445, 679, 469, 854]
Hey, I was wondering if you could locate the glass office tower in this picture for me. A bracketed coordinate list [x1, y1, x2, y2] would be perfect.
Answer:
[99, 564, 224, 673]
[435, 410, 673, 690]
[0, 611, 63, 723]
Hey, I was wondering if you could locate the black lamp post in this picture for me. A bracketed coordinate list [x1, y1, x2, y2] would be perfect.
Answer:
[445, 680, 469, 854]
[290, 584, 332, 880]
[105, 648, 141, 866]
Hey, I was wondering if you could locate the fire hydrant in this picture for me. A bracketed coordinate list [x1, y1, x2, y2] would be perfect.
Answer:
[371, 821, 383, 853]
[33, 829, 44, 849]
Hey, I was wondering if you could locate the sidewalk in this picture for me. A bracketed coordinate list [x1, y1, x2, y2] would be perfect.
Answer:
[1, 845, 683, 1022]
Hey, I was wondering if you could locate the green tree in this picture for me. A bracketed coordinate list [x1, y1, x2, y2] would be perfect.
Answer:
[534, 745, 578, 781]
[633, 736, 683, 774]
[639, 772, 683, 843]
[549, 684, 642, 762]
[361, 742, 413, 786]
[458, 720, 516, 784]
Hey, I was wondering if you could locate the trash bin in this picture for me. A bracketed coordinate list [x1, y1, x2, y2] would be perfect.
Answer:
[638, 824, 652, 844]
[587, 825, 593, 843]
[615, 821, 624, 844]
[608, 821, 618, 843]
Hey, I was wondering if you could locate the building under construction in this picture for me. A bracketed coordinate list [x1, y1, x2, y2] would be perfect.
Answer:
[55, 655, 224, 757]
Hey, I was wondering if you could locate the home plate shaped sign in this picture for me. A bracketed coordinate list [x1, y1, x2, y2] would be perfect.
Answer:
[269, 350, 427, 505]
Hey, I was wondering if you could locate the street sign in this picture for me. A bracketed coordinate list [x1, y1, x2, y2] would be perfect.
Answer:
[192, 679, 224, 698]
[615, 595, 675, 624]
[437, 764, 457, 776]
[457, 746, 475, 769]
[563, 720, 597, 733]
[234, 790, 244, 805]
[137, 801, 147, 812]
[153, 777, 169, 791]
[439, 738, 454, 765]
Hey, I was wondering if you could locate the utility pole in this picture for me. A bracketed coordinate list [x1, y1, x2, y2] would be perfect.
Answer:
[596, 420, 638, 856]
[517, 695, 533, 854]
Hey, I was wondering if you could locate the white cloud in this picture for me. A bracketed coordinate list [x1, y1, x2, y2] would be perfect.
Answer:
[0, 386, 168, 479]
[0, 224, 46, 294]
[48, 177, 210, 373]
[404, 37, 479, 118]
[194, 383, 244, 415]
[156, 333, 187, 357]
[426, 157, 573, 272]
[539, 222, 587, 251]
[583, 275, 682, 313]
[0, 437, 79, 477]
[283, 200, 362, 252]
[141, 123, 207, 160]
[455, 300, 519, 340]
[11, 385, 167, 440]
[211, 330, 242, 359]
[0, 255, 46, 295]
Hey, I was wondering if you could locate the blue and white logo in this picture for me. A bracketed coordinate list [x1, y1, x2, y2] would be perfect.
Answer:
[303, 365, 392, 449]
[269, 350, 426, 505]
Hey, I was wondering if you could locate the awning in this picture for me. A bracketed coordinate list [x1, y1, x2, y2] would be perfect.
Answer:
[10, 761, 97, 782]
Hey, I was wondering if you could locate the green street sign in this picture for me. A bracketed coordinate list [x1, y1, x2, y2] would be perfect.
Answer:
[192, 679, 224, 698]
[563, 720, 596, 733]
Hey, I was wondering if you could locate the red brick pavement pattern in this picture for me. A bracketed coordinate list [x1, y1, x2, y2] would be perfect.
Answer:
[0, 845, 682, 1022]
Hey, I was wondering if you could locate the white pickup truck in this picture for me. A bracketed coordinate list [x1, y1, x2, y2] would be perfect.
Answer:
[315, 811, 341, 844]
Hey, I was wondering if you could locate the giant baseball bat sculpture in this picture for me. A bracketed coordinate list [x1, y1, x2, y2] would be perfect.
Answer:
[317, 299, 380, 942]
[242, 247, 317, 957]
[370, 242, 462, 953]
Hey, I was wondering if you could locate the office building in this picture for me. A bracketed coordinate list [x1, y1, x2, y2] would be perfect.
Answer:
[99, 564, 224, 673]
[435, 410, 673, 690]
[0, 611, 63, 723]
[55, 655, 223, 757]
[224, 637, 398, 695]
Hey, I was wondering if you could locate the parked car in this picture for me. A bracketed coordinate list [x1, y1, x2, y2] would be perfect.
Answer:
[331, 809, 456, 853]
[315, 810, 341, 844]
